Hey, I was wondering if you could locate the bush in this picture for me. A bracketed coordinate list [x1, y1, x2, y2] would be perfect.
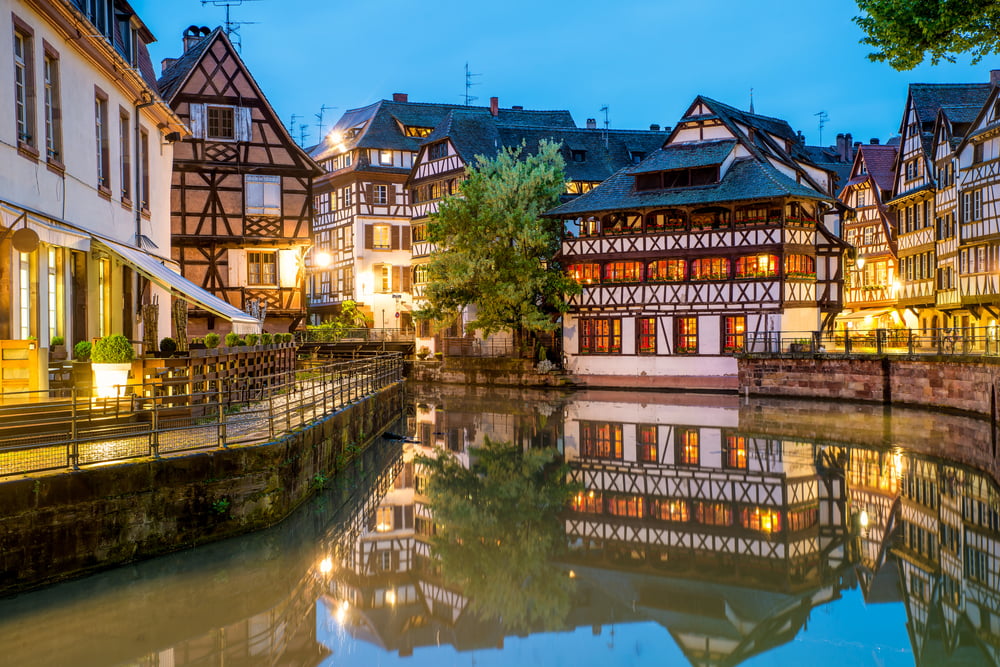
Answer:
[73, 340, 91, 362]
[224, 332, 241, 347]
[416, 345, 430, 360]
[92, 334, 135, 363]
[245, 333, 259, 346]
[260, 332, 273, 345]
[51, 335, 65, 347]
[159, 337, 178, 355]
[236, 338, 247, 346]
[205, 333, 220, 349]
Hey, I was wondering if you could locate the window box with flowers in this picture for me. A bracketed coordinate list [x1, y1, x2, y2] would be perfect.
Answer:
[722, 345, 744, 355]
[785, 271, 816, 280]
[785, 217, 817, 227]
[675, 344, 698, 355]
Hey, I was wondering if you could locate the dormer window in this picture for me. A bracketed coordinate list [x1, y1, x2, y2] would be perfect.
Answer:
[404, 126, 433, 138]
[428, 142, 448, 160]
[635, 166, 718, 191]
[629, 151, 645, 164]
[571, 149, 586, 162]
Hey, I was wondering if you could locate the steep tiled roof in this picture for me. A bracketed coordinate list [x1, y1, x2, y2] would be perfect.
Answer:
[910, 83, 991, 126]
[700, 97, 796, 142]
[547, 157, 831, 217]
[858, 144, 897, 192]
[630, 139, 734, 174]
[156, 28, 221, 102]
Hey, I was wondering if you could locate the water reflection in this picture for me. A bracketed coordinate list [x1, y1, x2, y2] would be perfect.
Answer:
[1, 386, 999, 665]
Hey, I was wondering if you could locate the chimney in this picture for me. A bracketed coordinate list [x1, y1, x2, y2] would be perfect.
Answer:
[182, 26, 209, 53]
[490, 96, 499, 117]
[161, 57, 177, 74]
[991, 70, 1000, 86]
[649, 123, 660, 131]
[511, 105, 523, 110]
[870, 138, 880, 145]
[392, 92, 408, 102]
[586, 118, 597, 129]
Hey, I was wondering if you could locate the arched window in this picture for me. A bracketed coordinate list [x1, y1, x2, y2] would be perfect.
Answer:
[602, 212, 642, 235]
[690, 207, 729, 230]
[784, 254, 815, 278]
[604, 261, 643, 282]
[648, 259, 686, 282]
[414, 264, 430, 284]
[690, 257, 729, 281]
[568, 263, 601, 284]
[735, 254, 779, 279]
[647, 209, 686, 233]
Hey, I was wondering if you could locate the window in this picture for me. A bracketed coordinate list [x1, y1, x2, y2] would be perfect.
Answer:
[414, 264, 429, 284]
[18, 252, 31, 340]
[119, 110, 130, 201]
[372, 184, 388, 205]
[647, 259, 685, 281]
[784, 254, 815, 278]
[675, 316, 697, 354]
[725, 435, 747, 469]
[742, 507, 781, 533]
[342, 187, 352, 208]
[95, 91, 109, 190]
[375, 506, 393, 532]
[962, 189, 983, 222]
[245, 175, 281, 216]
[372, 224, 391, 250]
[974, 142, 985, 164]
[580, 318, 621, 354]
[905, 159, 918, 180]
[378, 149, 393, 165]
[376, 263, 391, 292]
[247, 251, 277, 286]
[568, 263, 600, 284]
[723, 316, 745, 353]
[678, 428, 699, 465]
[637, 425, 658, 462]
[404, 126, 433, 138]
[571, 149, 586, 162]
[650, 498, 688, 522]
[602, 212, 642, 235]
[138, 128, 149, 210]
[690, 257, 728, 280]
[637, 317, 656, 355]
[13, 24, 35, 149]
[695, 501, 732, 526]
[647, 209, 686, 231]
[603, 261, 642, 282]
[412, 224, 427, 242]
[428, 142, 447, 160]
[47, 247, 60, 339]
[735, 254, 778, 279]
[856, 190, 866, 208]
[42, 49, 60, 161]
[580, 421, 623, 459]
[207, 105, 235, 140]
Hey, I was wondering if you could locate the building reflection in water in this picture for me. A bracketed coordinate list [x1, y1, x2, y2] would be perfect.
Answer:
[2, 386, 1000, 665]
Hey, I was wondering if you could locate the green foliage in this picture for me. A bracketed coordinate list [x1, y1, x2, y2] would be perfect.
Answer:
[421, 140, 581, 338]
[306, 300, 372, 342]
[50, 335, 64, 346]
[245, 333, 259, 346]
[854, 0, 1000, 69]
[224, 332, 241, 347]
[416, 438, 578, 633]
[205, 333, 220, 349]
[260, 332, 273, 345]
[91, 334, 134, 363]
[416, 345, 430, 360]
[211, 498, 230, 515]
[73, 340, 91, 361]
[159, 337, 177, 355]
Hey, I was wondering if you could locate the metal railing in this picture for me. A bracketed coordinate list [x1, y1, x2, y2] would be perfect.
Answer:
[0, 354, 403, 478]
[744, 328, 1000, 357]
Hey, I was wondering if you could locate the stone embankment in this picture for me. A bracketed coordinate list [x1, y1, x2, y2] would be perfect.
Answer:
[412, 357, 572, 387]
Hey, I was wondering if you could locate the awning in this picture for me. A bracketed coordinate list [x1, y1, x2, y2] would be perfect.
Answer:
[97, 238, 262, 335]
[834, 308, 896, 324]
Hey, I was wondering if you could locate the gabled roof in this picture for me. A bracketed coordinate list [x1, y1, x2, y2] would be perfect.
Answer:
[156, 27, 220, 102]
[956, 86, 1000, 152]
[854, 144, 897, 192]
[902, 83, 992, 161]
[630, 139, 734, 174]
[547, 156, 832, 218]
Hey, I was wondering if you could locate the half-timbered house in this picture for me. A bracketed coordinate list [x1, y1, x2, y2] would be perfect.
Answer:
[887, 81, 992, 334]
[548, 97, 847, 387]
[837, 141, 900, 330]
[406, 103, 664, 351]
[158, 27, 321, 336]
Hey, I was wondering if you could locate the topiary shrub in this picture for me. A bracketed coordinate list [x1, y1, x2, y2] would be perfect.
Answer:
[205, 333, 220, 349]
[92, 334, 135, 363]
[74, 340, 91, 362]
[51, 335, 65, 347]
[159, 337, 178, 355]
[224, 332, 240, 347]
[246, 333, 259, 346]
[260, 332, 273, 345]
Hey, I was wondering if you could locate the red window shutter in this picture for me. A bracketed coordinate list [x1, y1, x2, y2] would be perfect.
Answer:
[401, 226, 411, 250]
[391, 225, 400, 250]
[364, 224, 373, 249]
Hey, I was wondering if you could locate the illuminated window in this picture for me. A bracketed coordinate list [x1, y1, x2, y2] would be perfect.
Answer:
[637, 318, 657, 355]
[580, 421, 623, 459]
[602, 212, 642, 235]
[206, 105, 234, 140]
[675, 317, 698, 354]
[18, 252, 31, 340]
[404, 126, 433, 137]
[580, 318, 621, 354]
[723, 316, 745, 353]
[784, 254, 815, 278]
[606, 494, 644, 518]
[647, 209, 686, 232]
[378, 149, 393, 165]
[695, 501, 731, 526]
[742, 507, 781, 533]
[690, 257, 728, 280]
[247, 251, 277, 286]
[678, 428, 699, 465]
[735, 254, 778, 279]
[650, 498, 689, 522]
[572, 490, 603, 514]
[375, 506, 393, 532]
[647, 259, 685, 281]
[568, 263, 601, 284]
[372, 224, 392, 250]
[637, 424, 657, 461]
[414, 264, 429, 285]
[372, 184, 388, 205]
[725, 434, 747, 469]
[603, 261, 642, 282]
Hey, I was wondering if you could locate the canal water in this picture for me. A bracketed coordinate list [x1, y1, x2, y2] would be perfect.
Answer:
[0, 382, 998, 666]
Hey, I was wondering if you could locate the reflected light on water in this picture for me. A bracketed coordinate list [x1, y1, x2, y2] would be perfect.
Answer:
[860, 510, 870, 529]
[318, 557, 333, 574]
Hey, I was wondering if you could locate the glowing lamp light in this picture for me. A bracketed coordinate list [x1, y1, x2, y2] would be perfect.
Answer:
[327, 130, 344, 146]
[314, 250, 333, 268]
[856, 256, 866, 270]
[386, 589, 397, 606]
[319, 557, 333, 574]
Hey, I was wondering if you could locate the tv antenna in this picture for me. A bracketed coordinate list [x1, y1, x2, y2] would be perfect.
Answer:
[201, 0, 262, 51]
[464, 62, 481, 106]
[815, 110, 829, 146]
[299, 125, 310, 147]
[289, 113, 303, 142]
[315, 105, 337, 138]
[600, 104, 610, 149]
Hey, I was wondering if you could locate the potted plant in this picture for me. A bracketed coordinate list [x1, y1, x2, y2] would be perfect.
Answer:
[91, 333, 135, 398]
[416, 345, 430, 360]
[224, 332, 241, 348]
[189, 337, 206, 350]
[245, 333, 259, 347]
[260, 332, 273, 345]
[205, 333, 220, 349]
[49, 335, 66, 362]
[159, 337, 178, 357]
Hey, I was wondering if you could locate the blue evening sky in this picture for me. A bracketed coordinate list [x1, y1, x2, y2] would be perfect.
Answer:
[133, 0, 996, 150]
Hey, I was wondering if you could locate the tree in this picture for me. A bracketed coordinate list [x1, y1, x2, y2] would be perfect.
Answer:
[416, 438, 578, 633]
[305, 299, 372, 341]
[419, 140, 580, 345]
[855, 0, 1000, 70]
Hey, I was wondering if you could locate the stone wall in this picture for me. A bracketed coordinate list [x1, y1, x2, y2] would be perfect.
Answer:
[0, 382, 403, 596]
[739, 354, 1000, 417]
[412, 358, 571, 388]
